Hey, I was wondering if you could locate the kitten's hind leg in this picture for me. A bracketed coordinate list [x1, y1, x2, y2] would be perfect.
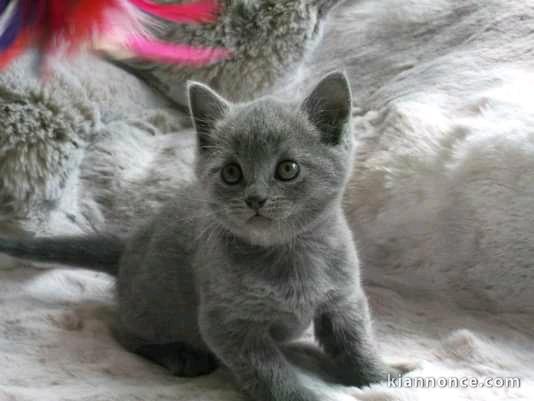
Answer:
[112, 324, 218, 377]
[136, 342, 218, 377]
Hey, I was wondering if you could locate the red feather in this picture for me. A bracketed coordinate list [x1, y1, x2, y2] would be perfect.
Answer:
[44, 0, 121, 53]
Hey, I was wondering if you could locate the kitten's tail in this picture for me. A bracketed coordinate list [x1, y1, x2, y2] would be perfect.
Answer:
[0, 235, 125, 276]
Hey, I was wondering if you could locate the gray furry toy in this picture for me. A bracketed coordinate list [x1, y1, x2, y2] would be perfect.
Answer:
[118, 0, 345, 107]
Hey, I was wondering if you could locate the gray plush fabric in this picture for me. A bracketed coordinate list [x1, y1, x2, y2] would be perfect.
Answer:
[0, 1, 533, 400]
[306, 0, 534, 314]
[0, 52, 188, 236]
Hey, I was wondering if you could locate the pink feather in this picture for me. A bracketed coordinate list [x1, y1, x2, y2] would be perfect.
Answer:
[128, 0, 220, 23]
[127, 35, 230, 65]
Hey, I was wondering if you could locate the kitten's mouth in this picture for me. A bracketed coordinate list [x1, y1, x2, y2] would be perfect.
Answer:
[246, 214, 272, 226]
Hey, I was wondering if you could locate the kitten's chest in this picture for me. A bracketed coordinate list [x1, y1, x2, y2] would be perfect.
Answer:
[231, 247, 336, 317]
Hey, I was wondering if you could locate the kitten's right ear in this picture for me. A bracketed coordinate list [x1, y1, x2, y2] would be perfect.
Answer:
[301, 71, 352, 145]
[187, 81, 230, 151]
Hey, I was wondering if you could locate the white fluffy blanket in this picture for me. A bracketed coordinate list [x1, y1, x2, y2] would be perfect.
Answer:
[1, 0, 533, 400]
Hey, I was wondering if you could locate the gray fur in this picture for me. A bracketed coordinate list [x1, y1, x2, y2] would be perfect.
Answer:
[117, 0, 345, 108]
[0, 73, 394, 400]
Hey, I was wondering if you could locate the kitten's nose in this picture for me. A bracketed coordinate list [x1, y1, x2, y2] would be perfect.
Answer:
[245, 196, 267, 211]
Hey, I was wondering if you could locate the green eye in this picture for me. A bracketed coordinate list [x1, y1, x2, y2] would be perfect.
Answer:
[221, 163, 243, 185]
[276, 160, 300, 181]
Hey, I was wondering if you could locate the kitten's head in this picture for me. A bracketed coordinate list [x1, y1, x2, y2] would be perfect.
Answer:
[188, 72, 353, 246]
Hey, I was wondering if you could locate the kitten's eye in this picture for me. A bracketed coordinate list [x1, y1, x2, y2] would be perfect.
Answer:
[276, 161, 300, 181]
[221, 163, 243, 185]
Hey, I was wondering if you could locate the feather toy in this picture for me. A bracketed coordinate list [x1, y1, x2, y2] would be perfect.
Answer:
[0, 0, 229, 71]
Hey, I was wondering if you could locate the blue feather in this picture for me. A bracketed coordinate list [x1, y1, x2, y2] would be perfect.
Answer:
[0, 0, 9, 14]
[0, 0, 23, 52]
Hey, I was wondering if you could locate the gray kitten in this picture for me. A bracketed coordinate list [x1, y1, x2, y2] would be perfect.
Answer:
[117, 0, 344, 108]
[0, 73, 395, 401]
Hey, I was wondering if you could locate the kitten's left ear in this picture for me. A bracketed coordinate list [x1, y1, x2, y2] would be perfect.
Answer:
[187, 81, 230, 152]
[301, 71, 352, 145]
